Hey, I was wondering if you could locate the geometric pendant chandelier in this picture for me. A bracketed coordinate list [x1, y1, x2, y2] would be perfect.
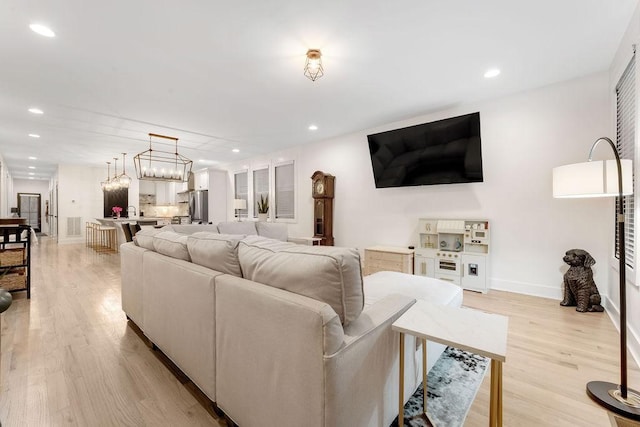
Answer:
[133, 133, 193, 182]
[304, 49, 323, 82]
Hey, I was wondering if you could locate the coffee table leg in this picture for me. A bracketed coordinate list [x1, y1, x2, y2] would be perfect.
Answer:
[490, 359, 503, 427]
[399, 332, 404, 426]
[422, 338, 427, 415]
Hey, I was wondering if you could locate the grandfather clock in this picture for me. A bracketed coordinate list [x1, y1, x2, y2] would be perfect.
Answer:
[311, 171, 335, 246]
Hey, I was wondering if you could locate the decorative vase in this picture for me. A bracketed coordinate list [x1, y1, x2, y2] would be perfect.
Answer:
[116, 212, 120, 219]
[258, 213, 268, 222]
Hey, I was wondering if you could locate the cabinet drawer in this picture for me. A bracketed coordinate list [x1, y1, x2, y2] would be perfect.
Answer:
[366, 260, 405, 272]
[435, 274, 461, 286]
[365, 250, 405, 263]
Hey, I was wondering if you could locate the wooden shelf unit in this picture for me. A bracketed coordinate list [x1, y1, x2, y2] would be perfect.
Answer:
[0, 225, 32, 298]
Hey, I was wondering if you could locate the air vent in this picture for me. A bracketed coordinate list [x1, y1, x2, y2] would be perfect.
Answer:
[66, 217, 82, 237]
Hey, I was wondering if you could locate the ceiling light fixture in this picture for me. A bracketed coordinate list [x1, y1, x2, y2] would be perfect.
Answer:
[29, 24, 55, 38]
[101, 162, 112, 192]
[304, 49, 324, 82]
[484, 68, 501, 78]
[28, 166, 35, 169]
[28, 134, 40, 138]
[134, 133, 193, 182]
[28, 108, 43, 114]
[308, 125, 318, 131]
[28, 156, 37, 160]
[28, 173, 34, 176]
[232, 148, 240, 153]
[117, 153, 132, 189]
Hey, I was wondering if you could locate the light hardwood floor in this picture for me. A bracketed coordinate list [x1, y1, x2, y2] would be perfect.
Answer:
[1, 238, 636, 426]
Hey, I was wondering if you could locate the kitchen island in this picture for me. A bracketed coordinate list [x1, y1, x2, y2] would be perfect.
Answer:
[97, 217, 172, 247]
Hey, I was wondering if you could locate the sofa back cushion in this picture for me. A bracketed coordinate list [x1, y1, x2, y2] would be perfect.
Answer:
[187, 232, 243, 276]
[134, 227, 162, 250]
[255, 222, 288, 241]
[237, 236, 364, 326]
[217, 221, 257, 236]
[163, 224, 220, 235]
[152, 231, 191, 261]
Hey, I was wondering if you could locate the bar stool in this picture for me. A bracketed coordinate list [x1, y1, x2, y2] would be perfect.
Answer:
[86, 222, 95, 248]
[96, 225, 117, 253]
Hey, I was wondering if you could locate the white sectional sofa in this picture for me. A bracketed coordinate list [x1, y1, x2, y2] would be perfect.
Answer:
[120, 222, 462, 427]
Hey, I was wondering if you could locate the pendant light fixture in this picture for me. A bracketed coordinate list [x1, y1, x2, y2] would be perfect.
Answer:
[101, 162, 112, 192]
[111, 157, 121, 190]
[304, 49, 323, 82]
[134, 133, 193, 182]
[118, 152, 132, 189]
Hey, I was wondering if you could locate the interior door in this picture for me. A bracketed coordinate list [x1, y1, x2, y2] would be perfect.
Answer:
[17, 193, 41, 232]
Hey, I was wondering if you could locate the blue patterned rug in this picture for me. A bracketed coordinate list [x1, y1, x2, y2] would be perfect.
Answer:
[390, 347, 489, 427]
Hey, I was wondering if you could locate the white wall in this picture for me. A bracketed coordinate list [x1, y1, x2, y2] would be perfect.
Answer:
[225, 72, 612, 301]
[57, 164, 105, 244]
[608, 0, 640, 369]
[12, 179, 50, 234]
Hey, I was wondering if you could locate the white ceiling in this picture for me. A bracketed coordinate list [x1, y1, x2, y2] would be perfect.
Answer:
[0, 0, 636, 180]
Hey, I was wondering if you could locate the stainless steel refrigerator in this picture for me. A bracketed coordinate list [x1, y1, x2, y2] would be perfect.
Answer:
[189, 190, 208, 223]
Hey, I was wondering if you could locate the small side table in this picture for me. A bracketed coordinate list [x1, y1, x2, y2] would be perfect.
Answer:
[392, 300, 508, 427]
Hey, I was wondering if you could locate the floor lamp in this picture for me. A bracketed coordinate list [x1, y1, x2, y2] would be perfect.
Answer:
[553, 137, 640, 419]
[233, 199, 246, 222]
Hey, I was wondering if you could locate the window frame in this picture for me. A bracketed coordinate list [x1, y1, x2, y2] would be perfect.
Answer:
[252, 165, 270, 219]
[233, 169, 249, 220]
[273, 159, 297, 223]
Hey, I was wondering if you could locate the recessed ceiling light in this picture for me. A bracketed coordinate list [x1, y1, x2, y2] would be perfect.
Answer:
[29, 24, 55, 38]
[232, 149, 240, 153]
[28, 166, 36, 169]
[484, 68, 501, 78]
[28, 133, 40, 138]
[28, 156, 37, 160]
[28, 108, 43, 114]
[28, 173, 35, 176]
[308, 125, 318, 131]
[29, 177, 34, 180]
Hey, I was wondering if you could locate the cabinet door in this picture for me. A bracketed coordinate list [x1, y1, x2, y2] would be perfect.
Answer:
[139, 180, 155, 195]
[461, 254, 487, 293]
[414, 255, 435, 277]
[195, 170, 209, 190]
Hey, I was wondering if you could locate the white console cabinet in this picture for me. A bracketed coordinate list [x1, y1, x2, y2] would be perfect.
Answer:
[414, 218, 490, 293]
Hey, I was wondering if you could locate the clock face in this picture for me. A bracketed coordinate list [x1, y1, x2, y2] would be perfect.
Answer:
[315, 181, 324, 195]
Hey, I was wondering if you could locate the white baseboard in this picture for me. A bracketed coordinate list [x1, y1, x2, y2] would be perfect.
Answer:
[489, 278, 563, 300]
[602, 295, 640, 371]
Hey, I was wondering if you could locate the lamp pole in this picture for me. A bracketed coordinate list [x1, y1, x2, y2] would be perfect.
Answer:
[585, 137, 640, 417]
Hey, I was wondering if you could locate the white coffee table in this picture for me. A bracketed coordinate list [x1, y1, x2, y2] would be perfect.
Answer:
[392, 300, 508, 427]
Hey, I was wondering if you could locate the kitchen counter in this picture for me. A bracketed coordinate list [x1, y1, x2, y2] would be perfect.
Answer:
[97, 217, 174, 246]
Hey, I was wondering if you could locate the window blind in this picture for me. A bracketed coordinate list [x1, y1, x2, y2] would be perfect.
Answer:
[615, 54, 635, 269]
[253, 168, 269, 218]
[275, 163, 295, 219]
[234, 171, 248, 218]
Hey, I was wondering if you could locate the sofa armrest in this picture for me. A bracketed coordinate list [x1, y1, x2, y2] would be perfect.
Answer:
[324, 294, 419, 427]
[120, 242, 148, 328]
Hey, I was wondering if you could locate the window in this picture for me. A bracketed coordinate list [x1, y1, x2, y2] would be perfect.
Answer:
[253, 168, 269, 218]
[234, 171, 248, 219]
[615, 54, 635, 269]
[275, 162, 295, 220]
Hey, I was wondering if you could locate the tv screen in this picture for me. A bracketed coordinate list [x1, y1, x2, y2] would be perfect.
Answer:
[367, 112, 483, 188]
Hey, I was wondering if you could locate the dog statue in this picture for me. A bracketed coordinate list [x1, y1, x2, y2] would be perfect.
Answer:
[561, 249, 604, 312]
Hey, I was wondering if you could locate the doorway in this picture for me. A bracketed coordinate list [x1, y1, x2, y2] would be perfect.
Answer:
[18, 193, 41, 232]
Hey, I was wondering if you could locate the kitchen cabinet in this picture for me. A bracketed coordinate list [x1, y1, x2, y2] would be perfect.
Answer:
[194, 170, 209, 190]
[139, 180, 155, 195]
[155, 182, 176, 205]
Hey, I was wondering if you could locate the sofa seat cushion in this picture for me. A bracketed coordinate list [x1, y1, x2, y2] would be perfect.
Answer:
[363, 271, 463, 308]
[217, 221, 257, 236]
[187, 232, 243, 276]
[152, 231, 191, 261]
[238, 236, 364, 326]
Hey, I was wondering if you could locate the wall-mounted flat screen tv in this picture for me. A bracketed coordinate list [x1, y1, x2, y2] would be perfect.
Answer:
[367, 112, 483, 188]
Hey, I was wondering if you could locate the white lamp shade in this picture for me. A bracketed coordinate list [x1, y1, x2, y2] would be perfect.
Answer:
[553, 159, 633, 198]
[233, 199, 247, 209]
